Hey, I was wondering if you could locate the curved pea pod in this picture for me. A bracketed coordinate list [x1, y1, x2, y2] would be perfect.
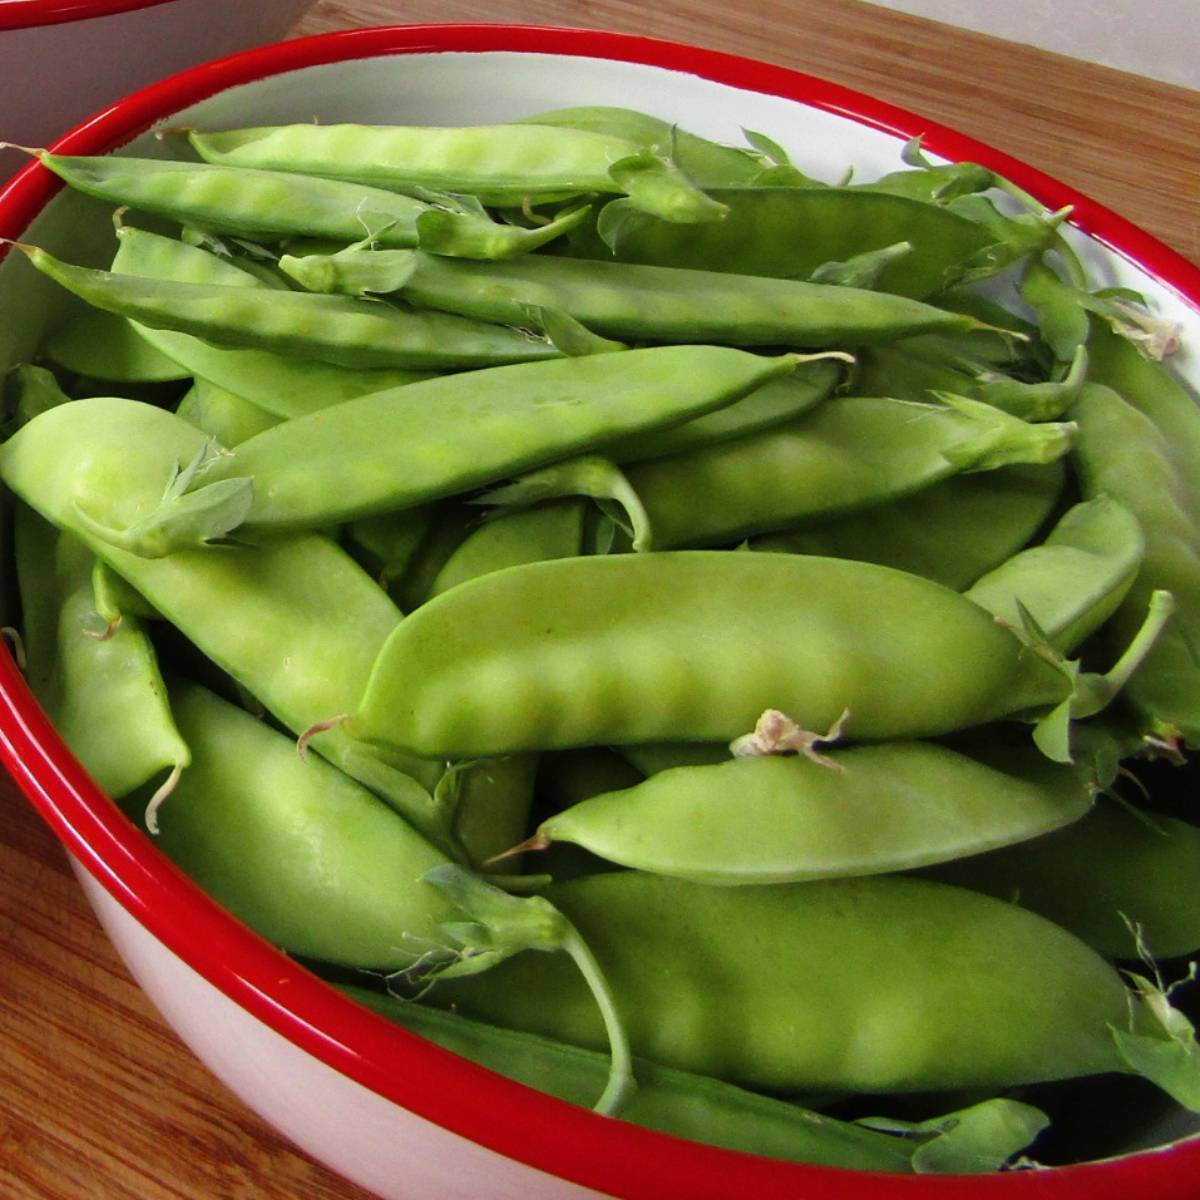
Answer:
[441, 754, 540, 871]
[414, 201, 591, 260]
[529, 393, 1075, 552]
[187, 123, 725, 223]
[965, 495, 1145, 654]
[516, 106, 767, 189]
[530, 734, 1094, 888]
[110, 227, 431, 417]
[750, 460, 1066, 591]
[130, 680, 456, 968]
[175, 378, 280, 447]
[14, 505, 188, 822]
[40, 307, 190, 383]
[18, 244, 561, 371]
[194, 346, 801, 537]
[0, 397, 451, 846]
[435, 871, 1158, 1094]
[344, 986, 1045, 1174]
[352, 552, 1070, 759]
[91, 558, 157, 629]
[1070, 379, 1200, 748]
[923, 800, 1200, 961]
[567, 186, 996, 299]
[528, 738, 1093, 884]
[285, 247, 985, 348]
[31, 152, 443, 246]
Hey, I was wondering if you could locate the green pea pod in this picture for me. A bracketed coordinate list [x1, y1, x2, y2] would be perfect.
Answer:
[428, 499, 586, 599]
[0, 397, 451, 847]
[132, 679, 455, 966]
[296, 246, 984, 348]
[807, 240, 913, 288]
[517, 106, 767, 189]
[949, 195, 1071, 285]
[1022, 256, 1092, 361]
[353, 552, 1070, 758]
[6, 362, 72, 428]
[750, 460, 1066, 591]
[441, 754, 540, 870]
[346, 503, 440, 590]
[15, 504, 188, 824]
[530, 739, 1093, 884]
[19, 243, 561, 371]
[40, 307, 190, 383]
[965, 495, 1145, 654]
[110, 227, 431, 416]
[344, 985, 1045, 1174]
[1070, 377, 1200, 748]
[33, 152, 440, 246]
[91, 558, 156, 627]
[922, 800, 1200, 960]
[565, 186, 996, 299]
[561, 393, 1074, 551]
[434, 871, 1163, 1095]
[188, 122, 719, 223]
[175, 378, 281, 447]
[191, 346, 801, 537]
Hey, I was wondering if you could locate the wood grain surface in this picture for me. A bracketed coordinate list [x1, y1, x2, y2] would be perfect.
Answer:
[0, 4, 1196, 1199]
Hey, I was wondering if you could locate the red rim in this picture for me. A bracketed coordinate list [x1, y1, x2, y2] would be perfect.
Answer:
[1, 24, 1198, 1200]
[0, 0, 173, 31]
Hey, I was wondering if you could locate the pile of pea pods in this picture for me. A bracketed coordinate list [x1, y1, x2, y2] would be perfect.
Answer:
[6, 105, 1200, 1175]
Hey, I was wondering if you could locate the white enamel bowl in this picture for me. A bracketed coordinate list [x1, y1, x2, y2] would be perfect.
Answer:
[1, 23, 1199, 1200]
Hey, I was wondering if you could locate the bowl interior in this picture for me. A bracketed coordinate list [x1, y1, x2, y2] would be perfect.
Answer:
[2, 33, 1200, 1192]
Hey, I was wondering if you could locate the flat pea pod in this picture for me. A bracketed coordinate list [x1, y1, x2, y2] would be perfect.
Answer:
[553, 393, 1073, 551]
[516, 106, 767, 189]
[568, 186, 996, 299]
[1070, 380, 1200, 747]
[345, 985, 1044, 1174]
[750, 460, 1066, 591]
[33, 153, 441, 246]
[0, 397, 450, 842]
[195, 346, 800, 537]
[188, 123, 723, 222]
[436, 871, 1145, 1093]
[127, 680, 454, 968]
[14, 503, 188, 808]
[444, 754, 540, 871]
[19, 244, 561, 371]
[109, 227, 430, 417]
[283, 247, 984, 347]
[530, 740, 1093, 884]
[922, 800, 1200, 960]
[175, 378, 280, 447]
[964, 495, 1144, 654]
[353, 552, 1068, 758]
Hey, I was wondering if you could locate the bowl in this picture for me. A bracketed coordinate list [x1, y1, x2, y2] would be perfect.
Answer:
[1, 22, 1200, 1200]
[0, 0, 312, 182]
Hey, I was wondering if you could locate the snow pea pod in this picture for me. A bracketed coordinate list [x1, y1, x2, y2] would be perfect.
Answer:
[187, 123, 725, 223]
[108, 226, 432, 416]
[132, 680, 455, 968]
[750, 460, 1066, 591]
[353, 552, 1069, 758]
[923, 800, 1200, 960]
[40, 307, 190, 383]
[1070, 379, 1200, 747]
[965, 495, 1144, 653]
[33, 153, 441, 246]
[282, 247, 984, 347]
[436, 871, 1148, 1094]
[175, 378, 280, 446]
[345, 985, 1044, 1174]
[529, 393, 1073, 551]
[568, 186, 995, 299]
[0, 397, 450, 843]
[20, 244, 560, 371]
[194, 346, 800, 537]
[529, 739, 1092, 884]
[14, 504, 188, 814]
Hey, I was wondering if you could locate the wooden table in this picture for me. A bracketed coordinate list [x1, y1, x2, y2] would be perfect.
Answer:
[0, 3, 1196, 1197]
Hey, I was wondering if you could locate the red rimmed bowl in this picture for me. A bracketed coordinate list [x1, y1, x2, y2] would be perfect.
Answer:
[0, 0, 312, 180]
[1, 23, 1199, 1200]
